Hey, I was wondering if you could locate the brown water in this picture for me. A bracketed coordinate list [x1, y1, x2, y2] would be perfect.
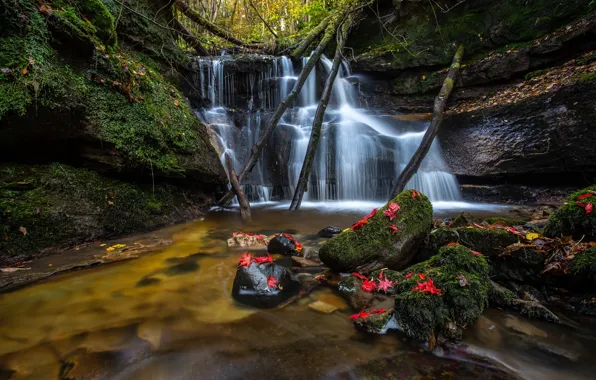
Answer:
[0, 203, 595, 379]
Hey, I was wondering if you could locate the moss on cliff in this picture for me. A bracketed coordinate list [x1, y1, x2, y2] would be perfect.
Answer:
[0, 164, 211, 264]
[544, 185, 596, 239]
[319, 190, 433, 272]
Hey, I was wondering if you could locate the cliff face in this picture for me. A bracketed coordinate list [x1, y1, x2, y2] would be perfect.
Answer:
[348, 0, 596, 201]
[0, 0, 226, 264]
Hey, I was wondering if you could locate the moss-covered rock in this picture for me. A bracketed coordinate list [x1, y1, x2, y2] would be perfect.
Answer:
[0, 164, 214, 265]
[418, 227, 518, 261]
[488, 281, 559, 323]
[490, 244, 547, 284]
[571, 247, 596, 284]
[544, 185, 596, 239]
[319, 190, 433, 272]
[387, 246, 491, 344]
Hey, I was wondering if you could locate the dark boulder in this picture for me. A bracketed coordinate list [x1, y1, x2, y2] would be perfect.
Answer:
[267, 233, 299, 256]
[232, 262, 301, 308]
[317, 226, 342, 238]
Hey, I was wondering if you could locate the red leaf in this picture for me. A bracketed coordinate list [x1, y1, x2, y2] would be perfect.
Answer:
[405, 272, 413, 279]
[387, 203, 400, 213]
[245, 232, 255, 237]
[233, 232, 240, 238]
[267, 276, 278, 289]
[237, 252, 253, 268]
[254, 253, 274, 265]
[383, 209, 396, 221]
[577, 201, 586, 208]
[349, 310, 370, 320]
[361, 279, 377, 292]
[471, 250, 482, 256]
[578, 193, 593, 200]
[371, 308, 387, 314]
[418, 273, 425, 280]
[388, 224, 398, 235]
[412, 278, 442, 295]
[446, 242, 459, 247]
[377, 276, 394, 292]
[352, 219, 368, 231]
[295, 241, 303, 252]
[587, 203, 593, 215]
[412, 190, 421, 198]
[283, 233, 294, 241]
[363, 208, 378, 220]
[352, 272, 367, 280]
[473, 223, 485, 229]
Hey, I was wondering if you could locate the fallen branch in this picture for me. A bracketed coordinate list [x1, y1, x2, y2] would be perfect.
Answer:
[389, 44, 464, 199]
[175, 0, 262, 48]
[248, 0, 278, 38]
[217, 13, 347, 206]
[172, 18, 209, 56]
[289, 19, 351, 210]
[224, 153, 252, 222]
[291, 14, 332, 58]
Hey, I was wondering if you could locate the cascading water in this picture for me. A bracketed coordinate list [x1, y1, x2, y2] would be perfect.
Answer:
[193, 54, 461, 204]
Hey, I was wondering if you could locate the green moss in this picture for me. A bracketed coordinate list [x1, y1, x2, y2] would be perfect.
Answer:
[420, 227, 518, 260]
[544, 185, 596, 239]
[0, 164, 207, 263]
[575, 72, 596, 84]
[572, 247, 596, 282]
[388, 246, 490, 342]
[487, 282, 517, 308]
[319, 190, 433, 272]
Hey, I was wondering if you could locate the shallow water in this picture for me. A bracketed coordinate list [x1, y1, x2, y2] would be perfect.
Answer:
[0, 205, 594, 379]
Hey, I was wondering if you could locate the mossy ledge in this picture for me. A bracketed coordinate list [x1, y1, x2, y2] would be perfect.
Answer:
[319, 190, 433, 272]
[544, 185, 596, 239]
[0, 164, 215, 265]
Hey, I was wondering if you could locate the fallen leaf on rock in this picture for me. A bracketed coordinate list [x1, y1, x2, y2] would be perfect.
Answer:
[526, 233, 540, 240]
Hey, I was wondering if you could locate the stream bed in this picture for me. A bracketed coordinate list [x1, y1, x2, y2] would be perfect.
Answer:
[1, 204, 595, 379]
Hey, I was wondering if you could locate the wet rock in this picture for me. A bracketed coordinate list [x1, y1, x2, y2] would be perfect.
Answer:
[449, 212, 475, 228]
[545, 185, 596, 240]
[267, 233, 300, 256]
[523, 219, 550, 233]
[353, 310, 398, 335]
[503, 315, 548, 338]
[317, 226, 342, 238]
[490, 244, 546, 284]
[488, 281, 560, 323]
[337, 275, 378, 310]
[308, 301, 337, 314]
[291, 256, 321, 267]
[319, 190, 433, 272]
[227, 233, 270, 249]
[473, 316, 502, 348]
[232, 262, 301, 308]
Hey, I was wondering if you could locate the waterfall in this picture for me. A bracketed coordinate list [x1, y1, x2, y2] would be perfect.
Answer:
[194, 55, 461, 204]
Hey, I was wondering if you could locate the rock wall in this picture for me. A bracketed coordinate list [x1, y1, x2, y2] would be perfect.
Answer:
[0, 0, 227, 262]
[348, 0, 596, 200]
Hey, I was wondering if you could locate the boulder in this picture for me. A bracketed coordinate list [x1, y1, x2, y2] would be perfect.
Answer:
[490, 244, 547, 284]
[227, 233, 270, 249]
[544, 185, 596, 240]
[267, 233, 300, 256]
[232, 262, 301, 308]
[319, 190, 433, 272]
[317, 226, 342, 238]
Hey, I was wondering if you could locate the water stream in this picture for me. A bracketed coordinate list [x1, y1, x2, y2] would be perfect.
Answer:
[195, 55, 461, 204]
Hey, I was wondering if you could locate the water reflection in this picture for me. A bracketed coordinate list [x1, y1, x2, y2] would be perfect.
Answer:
[0, 208, 594, 379]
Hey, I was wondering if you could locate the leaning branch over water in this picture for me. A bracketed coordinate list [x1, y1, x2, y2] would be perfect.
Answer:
[389, 44, 465, 199]
[224, 153, 252, 222]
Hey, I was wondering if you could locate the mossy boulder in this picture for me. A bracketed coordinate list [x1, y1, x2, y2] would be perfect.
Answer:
[544, 185, 596, 240]
[490, 244, 547, 284]
[0, 164, 215, 265]
[319, 190, 433, 272]
[571, 247, 596, 286]
[372, 246, 490, 345]
[418, 227, 518, 261]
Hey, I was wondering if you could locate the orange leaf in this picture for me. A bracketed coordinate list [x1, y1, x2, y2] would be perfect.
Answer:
[38, 3, 52, 15]
[173, 99, 179, 106]
[21, 66, 28, 76]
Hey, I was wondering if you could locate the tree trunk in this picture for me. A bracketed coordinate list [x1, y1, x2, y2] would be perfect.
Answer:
[389, 44, 465, 200]
[172, 19, 209, 56]
[289, 19, 350, 210]
[291, 14, 332, 58]
[225, 153, 252, 222]
[217, 13, 346, 206]
[249, 0, 278, 38]
[175, 0, 260, 48]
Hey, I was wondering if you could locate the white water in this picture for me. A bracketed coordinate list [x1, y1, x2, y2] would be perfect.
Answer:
[194, 55, 462, 204]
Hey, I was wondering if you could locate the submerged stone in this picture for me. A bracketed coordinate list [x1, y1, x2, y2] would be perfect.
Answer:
[319, 190, 433, 272]
[232, 262, 301, 308]
[544, 185, 596, 239]
[317, 226, 342, 238]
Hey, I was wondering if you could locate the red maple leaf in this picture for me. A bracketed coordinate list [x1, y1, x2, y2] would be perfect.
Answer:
[352, 272, 367, 280]
[411, 190, 421, 198]
[578, 193, 593, 200]
[587, 203, 593, 215]
[245, 232, 254, 237]
[387, 203, 400, 213]
[388, 224, 398, 235]
[377, 276, 394, 292]
[506, 227, 522, 235]
[412, 278, 442, 295]
[418, 273, 425, 280]
[283, 233, 295, 241]
[405, 272, 413, 279]
[362, 278, 377, 292]
[352, 219, 368, 231]
[577, 201, 586, 208]
[238, 252, 253, 267]
[254, 253, 274, 265]
[471, 250, 482, 256]
[256, 234, 266, 240]
[295, 241, 303, 252]
[233, 232, 240, 238]
[446, 242, 459, 247]
[267, 276, 278, 289]
[383, 209, 396, 221]
[363, 208, 378, 220]
[371, 308, 387, 314]
[349, 310, 370, 320]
